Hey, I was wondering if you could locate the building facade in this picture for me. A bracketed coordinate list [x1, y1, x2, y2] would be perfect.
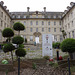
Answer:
[0, 1, 75, 44]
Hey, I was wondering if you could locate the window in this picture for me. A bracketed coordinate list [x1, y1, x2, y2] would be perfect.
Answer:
[23, 15, 26, 18]
[69, 32, 71, 38]
[42, 28, 44, 32]
[68, 23, 70, 28]
[30, 36, 33, 41]
[30, 15, 32, 18]
[30, 28, 33, 32]
[48, 28, 50, 32]
[0, 31, 2, 40]
[54, 28, 56, 32]
[36, 21, 38, 25]
[24, 21, 26, 25]
[1, 12, 3, 17]
[42, 21, 44, 25]
[72, 31, 74, 38]
[60, 28, 62, 32]
[30, 21, 33, 25]
[54, 35, 57, 42]
[72, 21, 73, 26]
[4, 23, 6, 28]
[12, 15, 15, 18]
[1, 20, 3, 27]
[36, 15, 38, 18]
[42, 16, 44, 18]
[5, 15, 6, 20]
[48, 21, 50, 25]
[59, 21, 61, 25]
[18, 15, 20, 18]
[36, 28, 38, 32]
[60, 35, 63, 42]
[54, 21, 56, 25]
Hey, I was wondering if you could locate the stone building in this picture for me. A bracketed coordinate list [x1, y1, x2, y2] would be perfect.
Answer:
[0, 1, 75, 44]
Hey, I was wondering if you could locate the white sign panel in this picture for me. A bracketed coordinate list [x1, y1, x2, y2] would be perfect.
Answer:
[42, 34, 53, 59]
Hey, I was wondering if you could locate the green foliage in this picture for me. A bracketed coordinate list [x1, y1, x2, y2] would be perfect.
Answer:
[2, 28, 14, 37]
[49, 61, 54, 66]
[13, 22, 25, 31]
[12, 36, 24, 44]
[61, 30, 66, 39]
[19, 44, 24, 48]
[61, 38, 75, 53]
[15, 48, 26, 57]
[52, 42, 61, 49]
[32, 63, 37, 69]
[3, 43, 15, 53]
[43, 56, 50, 60]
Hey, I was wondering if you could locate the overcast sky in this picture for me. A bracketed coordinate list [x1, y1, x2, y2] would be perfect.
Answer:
[1, 0, 75, 12]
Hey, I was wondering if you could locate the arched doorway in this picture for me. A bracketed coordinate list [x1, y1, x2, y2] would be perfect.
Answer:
[33, 32, 41, 44]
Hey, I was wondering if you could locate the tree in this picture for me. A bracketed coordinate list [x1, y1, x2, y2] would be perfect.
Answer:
[61, 30, 66, 39]
[2, 28, 14, 62]
[13, 22, 25, 35]
[2, 28, 14, 42]
[60, 38, 75, 59]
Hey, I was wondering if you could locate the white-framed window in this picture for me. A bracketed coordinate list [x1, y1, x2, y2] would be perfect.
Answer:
[54, 28, 56, 32]
[48, 21, 50, 25]
[30, 36, 33, 41]
[30, 28, 33, 32]
[54, 21, 56, 25]
[36, 21, 38, 25]
[48, 28, 50, 32]
[42, 28, 44, 32]
[23, 15, 26, 18]
[30, 21, 33, 25]
[42, 21, 44, 25]
[18, 15, 20, 18]
[72, 31, 74, 38]
[36, 28, 38, 32]
[54, 35, 57, 42]
[24, 21, 26, 25]
[36, 15, 38, 18]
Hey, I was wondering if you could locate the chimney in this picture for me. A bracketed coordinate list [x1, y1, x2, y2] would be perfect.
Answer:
[4, 6, 7, 10]
[0, 1, 4, 6]
[7, 10, 9, 13]
[44, 7, 46, 12]
[27, 7, 30, 12]
[67, 6, 71, 10]
[64, 10, 67, 14]
[70, 2, 74, 6]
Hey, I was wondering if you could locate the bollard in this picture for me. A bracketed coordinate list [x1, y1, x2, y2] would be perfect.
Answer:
[56, 49, 59, 61]
[68, 58, 71, 75]
[18, 57, 20, 75]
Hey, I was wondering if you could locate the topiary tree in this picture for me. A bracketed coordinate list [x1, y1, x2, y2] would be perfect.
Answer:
[13, 22, 25, 35]
[15, 48, 26, 57]
[3, 43, 15, 61]
[60, 38, 75, 59]
[2, 28, 14, 42]
[12, 36, 24, 45]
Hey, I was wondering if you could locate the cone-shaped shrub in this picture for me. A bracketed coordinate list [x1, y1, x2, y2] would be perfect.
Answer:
[15, 48, 26, 57]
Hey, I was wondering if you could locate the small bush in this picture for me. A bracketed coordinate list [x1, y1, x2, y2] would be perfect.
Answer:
[43, 56, 50, 60]
[12, 36, 24, 44]
[32, 63, 37, 69]
[52, 42, 61, 49]
[15, 48, 26, 57]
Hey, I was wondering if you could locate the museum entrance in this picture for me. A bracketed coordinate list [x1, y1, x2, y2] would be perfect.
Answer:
[33, 32, 41, 44]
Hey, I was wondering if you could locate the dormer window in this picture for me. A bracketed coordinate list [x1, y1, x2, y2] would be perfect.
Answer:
[18, 15, 20, 18]
[12, 15, 15, 18]
[23, 15, 26, 18]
